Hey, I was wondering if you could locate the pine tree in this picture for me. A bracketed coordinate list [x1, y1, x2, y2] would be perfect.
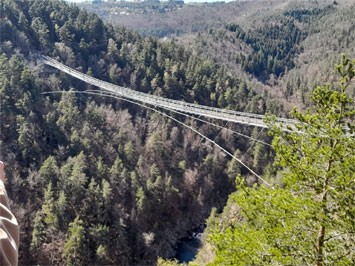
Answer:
[57, 190, 67, 226]
[42, 182, 58, 227]
[31, 212, 46, 252]
[56, 90, 80, 135]
[209, 55, 355, 265]
[107, 38, 120, 63]
[68, 152, 88, 198]
[63, 217, 87, 266]
[39, 156, 60, 187]
[227, 149, 242, 183]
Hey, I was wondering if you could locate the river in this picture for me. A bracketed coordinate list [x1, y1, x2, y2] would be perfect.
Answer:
[175, 225, 205, 264]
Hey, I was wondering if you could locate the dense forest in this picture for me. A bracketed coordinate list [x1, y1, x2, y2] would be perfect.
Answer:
[175, 0, 355, 110]
[79, 1, 259, 39]
[0, 0, 279, 264]
[1, 0, 354, 265]
[84, 0, 355, 113]
[191, 56, 355, 265]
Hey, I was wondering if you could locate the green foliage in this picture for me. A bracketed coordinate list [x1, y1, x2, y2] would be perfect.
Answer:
[68, 152, 88, 192]
[227, 16, 308, 78]
[42, 182, 58, 227]
[31, 17, 50, 50]
[150, 163, 161, 180]
[30, 212, 46, 251]
[39, 156, 59, 186]
[56, 90, 81, 135]
[102, 179, 112, 206]
[63, 217, 87, 266]
[124, 141, 136, 168]
[136, 186, 146, 212]
[0, 0, 306, 264]
[57, 190, 67, 222]
[96, 244, 111, 265]
[209, 56, 355, 265]
[157, 257, 181, 266]
[227, 149, 241, 182]
[283, 6, 333, 22]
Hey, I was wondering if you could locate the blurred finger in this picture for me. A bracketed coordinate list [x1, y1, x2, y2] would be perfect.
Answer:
[0, 161, 5, 180]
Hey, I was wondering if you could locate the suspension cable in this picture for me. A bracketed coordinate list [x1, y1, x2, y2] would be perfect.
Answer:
[161, 104, 272, 147]
[84, 89, 272, 147]
[42, 90, 271, 187]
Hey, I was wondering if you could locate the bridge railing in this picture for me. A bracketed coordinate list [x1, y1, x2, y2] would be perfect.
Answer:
[42, 56, 297, 128]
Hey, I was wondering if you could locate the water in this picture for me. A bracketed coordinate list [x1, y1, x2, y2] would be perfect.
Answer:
[175, 225, 205, 264]
[176, 236, 201, 263]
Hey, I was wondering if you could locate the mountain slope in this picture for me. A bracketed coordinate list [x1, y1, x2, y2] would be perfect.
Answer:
[79, 0, 287, 38]
[82, 0, 355, 112]
[0, 0, 279, 264]
[176, 0, 355, 110]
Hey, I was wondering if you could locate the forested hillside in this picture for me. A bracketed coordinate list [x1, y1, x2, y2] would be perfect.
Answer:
[2, 0, 353, 265]
[176, 0, 355, 110]
[79, 0, 284, 39]
[0, 0, 280, 264]
[191, 56, 355, 266]
[86, 0, 355, 111]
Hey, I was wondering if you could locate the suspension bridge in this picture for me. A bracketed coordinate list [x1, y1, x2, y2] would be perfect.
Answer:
[41, 56, 297, 130]
[39, 56, 354, 186]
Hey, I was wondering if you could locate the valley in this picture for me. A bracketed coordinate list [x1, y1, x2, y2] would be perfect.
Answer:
[0, 0, 354, 265]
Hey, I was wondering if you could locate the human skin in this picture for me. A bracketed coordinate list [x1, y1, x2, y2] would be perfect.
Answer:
[0, 161, 5, 181]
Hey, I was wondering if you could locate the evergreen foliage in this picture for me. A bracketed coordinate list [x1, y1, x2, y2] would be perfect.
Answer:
[2, 0, 353, 264]
[208, 56, 355, 265]
[225, 5, 333, 79]
[1, 0, 270, 264]
[177, 0, 355, 109]
[63, 217, 87, 265]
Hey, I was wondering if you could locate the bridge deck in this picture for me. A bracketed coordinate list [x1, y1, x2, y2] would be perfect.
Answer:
[41, 56, 297, 129]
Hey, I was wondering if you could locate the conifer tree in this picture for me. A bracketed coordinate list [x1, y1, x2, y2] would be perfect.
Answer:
[31, 212, 46, 253]
[63, 217, 87, 266]
[209, 55, 355, 265]
[39, 156, 59, 186]
[42, 182, 58, 227]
